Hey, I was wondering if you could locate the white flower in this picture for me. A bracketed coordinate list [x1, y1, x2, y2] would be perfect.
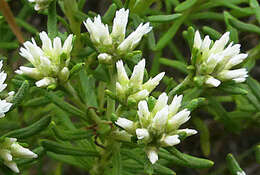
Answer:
[0, 138, 37, 173]
[161, 135, 180, 146]
[84, 8, 152, 59]
[146, 147, 158, 164]
[192, 31, 248, 87]
[16, 31, 73, 87]
[0, 61, 12, 118]
[177, 129, 198, 136]
[115, 117, 135, 132]
[111, 9, 129, 43]
[28, 0, 53, 11]
[115, 92, 196, 164]
[117, 23, 152, 53]
[84, 16, 112, 46]
[116, 59, 164, 103]
[167, 109, 191, 130]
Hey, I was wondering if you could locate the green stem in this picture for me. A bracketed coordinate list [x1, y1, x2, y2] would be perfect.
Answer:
[106, 65, 116, 120]
[168, 74, 193, 101]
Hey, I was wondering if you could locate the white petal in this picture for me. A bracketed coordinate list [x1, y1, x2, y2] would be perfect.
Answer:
[115, 117, 134, 131]
[153, 92, 168, 113]
[201, 35, 211, 51]
[152, 106, 168, 130]
[143, 72, 165, 92]
[146, 147, 158, 164]
[129, 59, 145, 87]
[136, 128, 150, 140]
[98, 53, 112, 62]
[4, 161, 19, 173]
[225, 53, 248, 69]
[162, 135, 180, 146]
[128, 89, 149, 102]
[35, 77, 56, 87]
[168, 109, 191, 130]
[116, 60, 129, 85]
[117, 22, 152, 52]
[218, 68, 248, 80]
[111, 8, 129, 42]
[10, 143, 38, 159]
[62, 34, 73, 54]
[168, 94, 183, 116]
[39, 31, 52, 53]
[193, 30, 202, 49]
[205, 76, 221, 87]
[177, 129, 198, 136]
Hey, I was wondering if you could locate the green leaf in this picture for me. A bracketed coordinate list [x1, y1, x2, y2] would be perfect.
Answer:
[41, 140, 99, 157]
[46, 152, 87, 170]
[192, 117, 210, 157]
[46, 91, 86, 120]
[51, 124, 93, 141]
[11, 80, 30, 110]
[147, 14, 182, 23]
[155, 16, 185, 51]
[159, 58, 188, 74]
[184, 97, 206, 112]
[229, 17, 260, 35]
[79, 70, 98, 107]
[48, 0, 58, 39]
[207, 97, 240, 133]
[175, 0, 197, 12]
[103, 3, 117, 23]
[112, 144, 122, 175]
[202, 26, 221, 40]
[226, 153, 245, 175]
[154, 164, 176, 175]
[3, 116, 51, 139]
[219, 84, 248, 95]
[166, 147, 214, 168]
[247, 77, 260, 102]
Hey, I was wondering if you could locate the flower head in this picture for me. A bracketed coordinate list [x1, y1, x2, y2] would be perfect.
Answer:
[84, 8, 152, 62]
[116, 59, 164, 103]
[0, 138, 37, 173]
[16, 31, 73, 88]
[192, 31, 248, 87]
[28, 0, 53, 11]
[0, 61, 12, 118]
[115, 93, 197, 164]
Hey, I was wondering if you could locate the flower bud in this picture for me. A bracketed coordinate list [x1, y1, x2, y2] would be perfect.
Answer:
[146, 147, 158, 164]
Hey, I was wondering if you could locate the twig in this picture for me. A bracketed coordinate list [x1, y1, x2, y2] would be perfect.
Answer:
[0, 0, 24, 43]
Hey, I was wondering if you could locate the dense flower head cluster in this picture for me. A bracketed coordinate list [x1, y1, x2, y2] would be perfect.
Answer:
[84, 8, 152, 63]
[116, 59, 165, 104]
[28, 0, 53, 11]
[16, 31, 73, 88]
[192, 31, 248, 87]
[115, 93, 197, 164]
[0, 138, 37, 173]
[0, 61, 12, 118]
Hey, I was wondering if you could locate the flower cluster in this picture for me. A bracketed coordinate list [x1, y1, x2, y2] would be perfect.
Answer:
[16, 31, 73, 88]
[0, 138, 37, 173]
[84, 8, 152, 63]
[0, 61, 12, 118]
[28, 0, 53, 11]
[115, 93, 197, 164]
[116, 59, 164, 104]
[192, 31, 248, 87]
